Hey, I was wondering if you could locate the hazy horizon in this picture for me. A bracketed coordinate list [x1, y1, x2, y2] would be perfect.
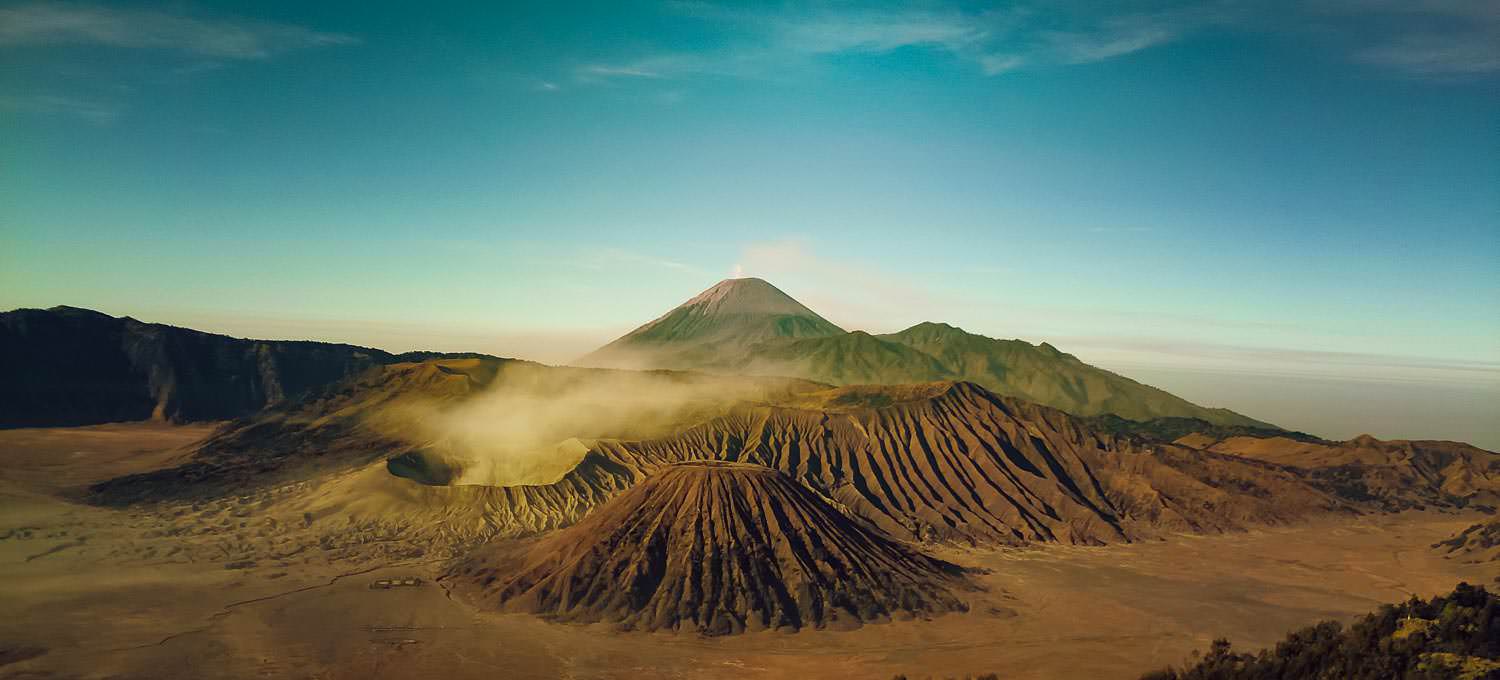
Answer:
[3, 1, 1497, 447]
[5, 279, 1496, 450]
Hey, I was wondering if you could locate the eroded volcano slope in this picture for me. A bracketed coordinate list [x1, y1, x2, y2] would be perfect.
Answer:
[447, 461, 972, 635]
[475, 382, 1348, 546]
[90, 367, 1357, 553]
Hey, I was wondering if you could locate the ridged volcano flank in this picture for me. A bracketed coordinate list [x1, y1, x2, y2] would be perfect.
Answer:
[448, 461, 971, 635]
[579, 278, 845, 369]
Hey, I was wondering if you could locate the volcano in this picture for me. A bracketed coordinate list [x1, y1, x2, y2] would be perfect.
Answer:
[579, 278, 1270, 427]
[447, 461, 972, 635]
[581, 277, 845, 369]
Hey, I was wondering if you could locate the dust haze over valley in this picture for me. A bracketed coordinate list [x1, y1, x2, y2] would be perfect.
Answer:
[378, 364, 801, 487]
[4, 1, 1499, 678]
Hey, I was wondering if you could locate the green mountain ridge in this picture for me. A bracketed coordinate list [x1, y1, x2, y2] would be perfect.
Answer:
[581, 278, 1271, 428]
[876, 321, 1268, 426]
[738, 330, 954, 386]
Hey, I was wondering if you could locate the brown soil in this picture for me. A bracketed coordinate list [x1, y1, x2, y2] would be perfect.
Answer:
[0, 424, 1492, 679]
[1433, 518, 1500, 564]
[0, 421, 219, 495]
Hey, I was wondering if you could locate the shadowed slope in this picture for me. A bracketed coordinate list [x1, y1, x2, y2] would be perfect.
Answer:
[448, 461, 972, 635]
[0, 306, 496, 428]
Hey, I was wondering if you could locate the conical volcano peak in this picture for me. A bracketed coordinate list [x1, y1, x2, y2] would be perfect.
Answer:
[680, 277, 821, 317]
[579, 277, 846, 367]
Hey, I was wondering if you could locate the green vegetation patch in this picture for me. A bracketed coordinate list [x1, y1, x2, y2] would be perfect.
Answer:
[1139, 582, 1499, 680]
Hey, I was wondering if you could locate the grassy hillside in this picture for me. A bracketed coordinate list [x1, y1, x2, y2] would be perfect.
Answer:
[738, 331, 952, 386]
[878, 322, 1270, 427]
[1085, 414, 1321, 444]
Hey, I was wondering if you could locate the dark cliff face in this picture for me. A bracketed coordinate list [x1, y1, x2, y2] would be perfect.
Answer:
[0, 306, 394, 427]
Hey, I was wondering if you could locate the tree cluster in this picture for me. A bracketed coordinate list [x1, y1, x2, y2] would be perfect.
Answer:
[1141, 582, 1499, 680]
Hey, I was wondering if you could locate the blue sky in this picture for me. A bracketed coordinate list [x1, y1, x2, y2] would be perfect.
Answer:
[2, 1, 1497, 445]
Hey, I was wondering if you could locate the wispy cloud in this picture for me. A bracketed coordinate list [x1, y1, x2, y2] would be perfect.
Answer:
[0, 93, 119, 124]
[979, 53, 1026, 75]
[772, 9, 991, 55]
[1304, 0, 1500, 77]
[0, 3, 357, 59]
[576, 5, 1194, 83]
[1353, 33, 1500, 76]
[569, 1, 1500, 84]
[579, 64, 668, 79]
[1045, 19, 1180, 64]
[576, 7, 1011, 82]
[574, 51, 762, 82]
[0, 4, 357, 124]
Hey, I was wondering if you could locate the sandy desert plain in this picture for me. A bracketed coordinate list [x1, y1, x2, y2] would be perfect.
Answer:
[0, 421, 1490, 680]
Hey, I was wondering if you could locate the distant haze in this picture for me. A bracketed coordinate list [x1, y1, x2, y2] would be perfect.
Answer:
[1116, 367, 1499, 450]
[6, 294, 1493, 451]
